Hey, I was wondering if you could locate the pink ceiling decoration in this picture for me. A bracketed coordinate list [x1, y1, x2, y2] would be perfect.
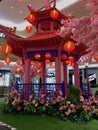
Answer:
[78, 51, 94, 64]
[59, 0, 98, 62]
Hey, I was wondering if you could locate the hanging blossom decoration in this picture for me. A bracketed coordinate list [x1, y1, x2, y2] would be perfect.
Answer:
[59, 0, 98, 63]
[78, 51, 94, 64]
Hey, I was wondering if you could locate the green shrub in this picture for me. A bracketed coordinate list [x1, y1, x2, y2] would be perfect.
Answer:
[66, 84, 80, 104]
[95, 90, 98, 98]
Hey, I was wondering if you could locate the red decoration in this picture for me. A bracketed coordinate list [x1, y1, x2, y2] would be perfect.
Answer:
[4, 57, 12, 65]
[30, 60, 34, 65]
[1, 44, 12, 55]
[45, 53, 51, 59]
[50, 9, 59, 19]
[70, 62, 74, 67]
[45, 59, 50, 64]
[61, 54, 67, 61]
[35, 53, 41, 60]
[68, 56, 74, 62]
[94, 54, 98, 62]
[64, 41, 75, 52]
[65, 60, 70, 65]
[36, 62, 41, 68]
[25, 25, 33, 33]
[26, 14, 35, 23]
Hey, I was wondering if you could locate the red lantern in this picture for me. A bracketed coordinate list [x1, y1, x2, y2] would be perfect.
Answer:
[35, 53, 41, 60]
[50, 9, 59, 19]
[36, 62, 41, 68]
[45, 59, 50, 64]
[1, 44, 12, 55]
[61, 54, 67, 61]
[70, 62, 74, 67]
[4, 57, 12, 65]
[49, 62, 53, 67]
[25, 25, 33, 33]
[64, 41, 75, 52]
[45, 53, 51, 59]
[68, 56, 74, 62]
[26, 14, 35, 23]
[30, 60, 34, 65]
[65, 60, 70, 65]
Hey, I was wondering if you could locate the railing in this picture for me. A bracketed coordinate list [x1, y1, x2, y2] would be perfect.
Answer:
[15, 81, 65, 100]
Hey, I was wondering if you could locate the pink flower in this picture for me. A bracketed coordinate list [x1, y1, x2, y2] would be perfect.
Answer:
[12, 101, 16, 106]
[80, 96, 84, 102]
[75, 105, 80, 110]
[65, 109, 71, 115]
[59, 106, 64, 111]
[23, 100, 28, 106]
[66, 101, 71, 105]
[70, 104, 75, 109]
[40, 99, 45, 104]
[17, 106, 22, 111]
[40, 94, 45, 98]
[35, 103, 38, 107]
[29, 95, 33, 101]
[32, 100, 36, 104]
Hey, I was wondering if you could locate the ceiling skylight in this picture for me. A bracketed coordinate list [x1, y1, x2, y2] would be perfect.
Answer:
[56, 0, 78, 10]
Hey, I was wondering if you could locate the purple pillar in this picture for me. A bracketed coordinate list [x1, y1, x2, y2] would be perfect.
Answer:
[55, 47, 61, 83]
[42, 60, 46, 83]
[23, 58, 31, 83]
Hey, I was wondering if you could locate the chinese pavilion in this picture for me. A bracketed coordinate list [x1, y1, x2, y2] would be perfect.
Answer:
[0, 0, 89, 96]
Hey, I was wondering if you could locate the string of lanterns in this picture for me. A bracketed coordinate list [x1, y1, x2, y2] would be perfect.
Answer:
[25, 8, 59, 33]
[1, 44, 12, 64]
[63, 40, 76, 67]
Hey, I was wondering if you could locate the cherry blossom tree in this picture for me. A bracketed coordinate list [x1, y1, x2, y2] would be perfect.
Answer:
[59, 0, 98, 63]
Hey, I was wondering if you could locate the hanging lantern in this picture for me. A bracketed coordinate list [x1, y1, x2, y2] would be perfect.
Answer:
[30, 60, 34, 65]
[68, 56, 74, 62]
[50, 9, 59, 19]
[1, 44, 12, 55]
[49, 62, 53, 67]
[35, 53, 41, 60]
[36, 62, 41, 68]
[61, 54, 67, 61]
[26, 14, 35, 23]
[65, 60, 71, 65]
[45, 59, 50, 64]
[45, 53, 51, 59]
[70, 62, 74, 67]
[25, 25, 33, 33]
[4, 57, 12, 65]
[64, 41, 75, 52]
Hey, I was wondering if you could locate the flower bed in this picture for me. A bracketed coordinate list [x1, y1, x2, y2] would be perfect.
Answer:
[3, 89, 98, 123]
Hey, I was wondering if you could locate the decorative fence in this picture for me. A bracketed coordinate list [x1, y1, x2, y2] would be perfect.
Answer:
[15, 81, 65, 100]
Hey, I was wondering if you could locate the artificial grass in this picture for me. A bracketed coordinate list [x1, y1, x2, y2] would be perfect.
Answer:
[0, 98, 98, 130]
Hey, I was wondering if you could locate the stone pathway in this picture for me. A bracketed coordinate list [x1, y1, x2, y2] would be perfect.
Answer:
[0, 122, 17, 130]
